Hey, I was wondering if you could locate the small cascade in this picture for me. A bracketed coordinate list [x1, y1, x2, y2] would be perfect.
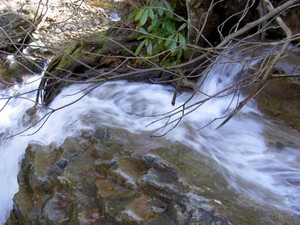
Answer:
[1, 53, 300, 224]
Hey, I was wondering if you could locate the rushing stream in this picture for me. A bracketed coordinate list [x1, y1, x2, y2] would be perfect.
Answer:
[1, 53, 300, 224]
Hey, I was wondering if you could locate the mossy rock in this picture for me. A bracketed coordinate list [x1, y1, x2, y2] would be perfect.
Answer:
[37, 27, 159, 106]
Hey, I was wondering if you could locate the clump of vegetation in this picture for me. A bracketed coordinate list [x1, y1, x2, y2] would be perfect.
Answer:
[129, 0, 188, 65]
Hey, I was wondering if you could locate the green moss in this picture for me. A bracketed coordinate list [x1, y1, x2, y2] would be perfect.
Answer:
[22, 145, 35, 190]
[71, 204, 79, 225]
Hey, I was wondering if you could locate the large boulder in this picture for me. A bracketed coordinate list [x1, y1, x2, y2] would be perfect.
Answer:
[270, 0, 300, 40]
[0, 2, 41, 52]
[0, 1, 45, 85]
[254, 50, 300, 131]
[6, 126, 300, 225]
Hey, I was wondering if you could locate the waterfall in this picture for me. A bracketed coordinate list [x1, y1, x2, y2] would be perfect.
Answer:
[1, 53, 300, 224]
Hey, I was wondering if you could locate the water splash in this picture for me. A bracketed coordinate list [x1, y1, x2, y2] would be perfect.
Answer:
[1, 55, 300, 224]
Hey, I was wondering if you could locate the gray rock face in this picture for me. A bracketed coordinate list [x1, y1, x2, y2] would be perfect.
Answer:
[249, 51, 300, 131]
[271, 0, 300, 39]
[6, 126, 300, 225]
[0, 2, 44, 85]
[0, 9, 39, 52]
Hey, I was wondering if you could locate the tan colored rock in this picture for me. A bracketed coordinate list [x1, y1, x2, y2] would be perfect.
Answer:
[254, 51, 300, 131]
[1, 0, 110, 48]
[6, 126, 300, 225]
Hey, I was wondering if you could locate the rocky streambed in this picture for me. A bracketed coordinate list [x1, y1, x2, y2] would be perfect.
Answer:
[5, 126, 300, 225]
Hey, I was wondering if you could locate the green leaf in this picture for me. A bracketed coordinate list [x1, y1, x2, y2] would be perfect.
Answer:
[132, 0, 189, 64]
[178, 33, 187, 48]
[137, 34, 147, 40]
[138, 27, 148, 34]
[135, 8, 146, 22]
[146, 39, 153, 55]
[157, 36, 163, 45]
[148, 14, 158, 32]
[164, 0, 173, 12]
[169, 39, 177, 51]
[165, 20, 175, 32]
[173, 16, 184, 22]
[148, 8, 155, 20]
[174, 33, 180, 42]
[135, 40, 145, 55]
[140, 9, 149, 26]
[146, 0, 152, 4]
[165, 5, 173, 19]
[158, 7, 164, 17]
[165, 33, 175, 47]
[178, 23, 187, 32]
[166, 10, 173, 18]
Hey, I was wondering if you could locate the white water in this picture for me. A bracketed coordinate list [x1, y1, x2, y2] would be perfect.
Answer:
[1, 55, 300, 224]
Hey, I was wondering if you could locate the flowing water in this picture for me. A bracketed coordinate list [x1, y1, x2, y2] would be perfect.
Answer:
[0, 54, 300, 224]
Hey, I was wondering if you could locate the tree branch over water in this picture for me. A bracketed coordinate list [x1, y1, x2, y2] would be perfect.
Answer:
[0, 0, 299, 137]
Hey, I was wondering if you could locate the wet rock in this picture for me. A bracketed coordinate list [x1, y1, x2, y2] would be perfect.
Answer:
[270, 1, 300, 41]
[0, 3, 40, 52]
[0, 58, 11, 85]
[6, 126, 300, 225]
[0, 54, 45, 85]
[0, 1, 47, 85]
[11, 56, 44, 75]
[253, 51, 300, 131]
[283, 10, 300, 39]
[21, 106, 41, 127]
[36, 28, 165, 106]
[256, 79, 300, 131]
